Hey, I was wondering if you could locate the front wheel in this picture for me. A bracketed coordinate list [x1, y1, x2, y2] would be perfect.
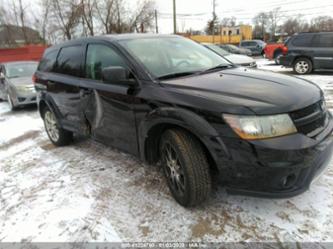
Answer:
[160, 129, 211, 207]
[43, 107, 73, 146]
[293, 58, 312, 74]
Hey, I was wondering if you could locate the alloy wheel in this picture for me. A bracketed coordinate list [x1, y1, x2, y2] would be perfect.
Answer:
[162, 143, 186, 195]
[44, 110, 60, 142]
[295, 60, 309, 74]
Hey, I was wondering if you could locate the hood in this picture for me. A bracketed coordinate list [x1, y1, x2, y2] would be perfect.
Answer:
[8, 76, 34, 86]
[224, 54, 255, 65]
[161, 67, 322, 115]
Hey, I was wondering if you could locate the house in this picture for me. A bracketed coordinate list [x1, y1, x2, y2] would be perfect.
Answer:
[187, 25, 253, 44]
[0, 25, 43, 48]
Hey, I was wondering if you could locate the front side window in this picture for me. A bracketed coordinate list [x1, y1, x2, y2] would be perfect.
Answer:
[85, 44, 127, 81]
[292, 34, 313, 47]
[54, 45, 82, 77]
[5, 62, 38, 78]
[119, 37, 230, 78]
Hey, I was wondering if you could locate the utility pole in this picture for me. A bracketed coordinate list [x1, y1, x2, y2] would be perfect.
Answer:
[173, 0, 177, 34]
[155, 9, 159, 34]
[212, 0, 216, 43]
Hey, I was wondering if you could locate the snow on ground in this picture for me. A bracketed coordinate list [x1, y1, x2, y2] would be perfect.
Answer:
[0, 59, 333, 242]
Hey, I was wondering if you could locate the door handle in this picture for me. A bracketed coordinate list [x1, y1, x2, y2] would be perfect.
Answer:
[47, 80, 56, 86]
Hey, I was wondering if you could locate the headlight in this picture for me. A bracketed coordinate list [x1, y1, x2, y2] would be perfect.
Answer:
[223, 114, 297, 140]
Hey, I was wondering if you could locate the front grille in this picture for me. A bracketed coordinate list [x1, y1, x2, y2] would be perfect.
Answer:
[290, 100, 328, 138]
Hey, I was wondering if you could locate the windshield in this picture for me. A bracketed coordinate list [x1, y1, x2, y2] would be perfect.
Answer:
[5, 62, 38, 78]
[205, 44, 230, 56]
[119, 37, 231, 79]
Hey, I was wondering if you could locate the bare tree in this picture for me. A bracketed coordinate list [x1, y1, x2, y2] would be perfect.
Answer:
[95, 0, 155, 34]
[95, 0, 116, 33]
[31, 0, 51, 44]
[221, 16, 237, 27]
[81, 0, 96, 36]
[280, 15, 309, 35]
[129, 0, 155, 32]
[267, 7, 282, 39]
[0, 5, 7, 25]
[205, 13, 219, 35]
[310, 16, 333, 32]
[253, 12, 269, 40]
[50, 0, 83, 40]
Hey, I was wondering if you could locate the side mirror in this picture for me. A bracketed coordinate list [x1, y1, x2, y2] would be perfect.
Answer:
[102, 66, 134, 86]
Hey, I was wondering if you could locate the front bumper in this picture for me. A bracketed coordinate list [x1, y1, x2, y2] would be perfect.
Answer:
[214, 122, 333, 198]
[12, 92, 37, 106]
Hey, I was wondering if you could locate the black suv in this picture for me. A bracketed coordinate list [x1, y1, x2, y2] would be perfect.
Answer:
[35, 34, 333, 207]
[279, 32, 333, 74]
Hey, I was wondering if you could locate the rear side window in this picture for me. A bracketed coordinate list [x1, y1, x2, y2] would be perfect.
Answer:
[85, 44, 127, 81]
[292, 34, 314, 47]
[54, 45, 82, 77]
[38, 50, 58, 72]
[312, 34, 333, 47]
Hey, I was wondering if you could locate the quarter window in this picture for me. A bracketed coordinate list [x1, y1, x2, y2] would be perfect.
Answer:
[54, 45, 82, 77]
[312, 34, 333, 47]
[85, 44, 127, 81]
[38, 50, 58, 72]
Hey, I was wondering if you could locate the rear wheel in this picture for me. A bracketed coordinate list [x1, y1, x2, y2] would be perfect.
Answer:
[43, 107, 73, 146]
[274, 50, 283, 65]
[160, 129, 211, 207]
[293, 58, 312, 74]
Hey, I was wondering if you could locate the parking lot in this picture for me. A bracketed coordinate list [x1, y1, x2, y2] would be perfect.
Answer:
[1, 58, 333, 242]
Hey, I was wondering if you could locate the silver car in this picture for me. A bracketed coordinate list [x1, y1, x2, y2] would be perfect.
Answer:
[202, 43, 257, 68]
[0, 61, 38, 110]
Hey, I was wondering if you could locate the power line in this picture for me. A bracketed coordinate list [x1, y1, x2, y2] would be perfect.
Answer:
[159, 4, 333, 18]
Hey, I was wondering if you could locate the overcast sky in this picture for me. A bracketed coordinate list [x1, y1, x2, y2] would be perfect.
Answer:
[155, 0, 333, 33]
[5, 0, 333, 34]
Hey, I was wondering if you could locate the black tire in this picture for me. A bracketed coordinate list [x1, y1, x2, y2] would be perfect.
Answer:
[274, 50, 283, 65]
[42, 106, 73, 146]
[293, 57, 313, 74]
[160, 129, 211, 207]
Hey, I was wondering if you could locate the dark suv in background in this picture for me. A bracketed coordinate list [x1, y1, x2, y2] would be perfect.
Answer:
[279, 32, 333, 74]
[35, 34, 333, 207]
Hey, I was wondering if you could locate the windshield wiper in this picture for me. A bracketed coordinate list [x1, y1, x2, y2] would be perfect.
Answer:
[157, 71, 201, 80]
[200, 64, 233, 74]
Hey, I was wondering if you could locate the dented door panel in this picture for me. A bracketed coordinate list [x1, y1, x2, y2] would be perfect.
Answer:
[80, 79, 139, 155]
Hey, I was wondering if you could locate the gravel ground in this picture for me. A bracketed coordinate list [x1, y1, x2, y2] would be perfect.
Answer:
[0, 59, 333, 242]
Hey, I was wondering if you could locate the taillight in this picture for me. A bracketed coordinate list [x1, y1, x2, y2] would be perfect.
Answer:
[282, 46, 288, 55]
[32, 74, 37, 84]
